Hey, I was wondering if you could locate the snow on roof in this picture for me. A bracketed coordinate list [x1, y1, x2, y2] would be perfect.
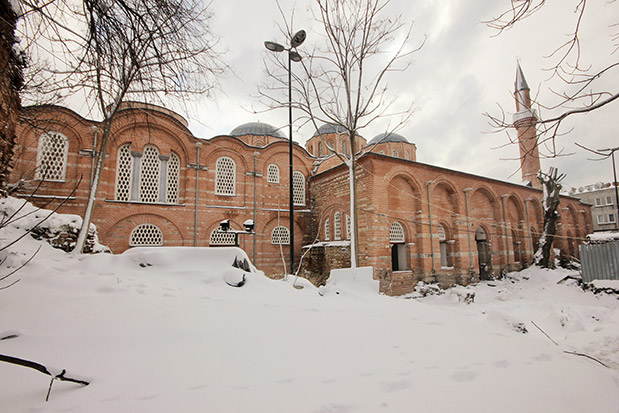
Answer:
[587, 232, 619, 243]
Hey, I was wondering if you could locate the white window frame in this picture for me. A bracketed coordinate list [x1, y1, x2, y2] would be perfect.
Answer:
[293, 171, 306, 206]
[209, 228, 237, 246]
[271, 226, 290, 245]
[595, 197, 602, 207]
[215, 156, 236, 196]
[267, 164, 280, 183]
[334, 212, 341, 240]
[165, 152, 180, 204]
[35, 131, 69, 182]
[390, 222, 405, 244]
[597, 214, 607, 224]
[129, 223, 163, 246]
[606, 196, 613, 205]
[324, 218, 330, 241]
[345, 214, 351, 240]
[608, 213, 616, 223]
[139, 145, 161, 203]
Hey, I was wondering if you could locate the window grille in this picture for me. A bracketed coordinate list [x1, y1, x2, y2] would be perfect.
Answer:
[165, 152, 180, 203]
[324, 219, 330, 241]
[209, 228, 237, 245]
[215, 156, 236, 195]
[437, 224, 447, 241]
[271, 226, 290, 245]
[36, 131, 68, 181]
[267, 164, 280, 183]
[139, 145, 161, 202]
[334, 212, 342, 240]
[293, 171, 305, 206]
[392, 150, 398, 157]
[129, 223, 163, 246]
[115, 144, 133, 201]
[345, 214, 351, 240]
[390, 222, 405, 243]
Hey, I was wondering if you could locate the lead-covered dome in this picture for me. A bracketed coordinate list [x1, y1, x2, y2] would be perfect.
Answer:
[230, 122, 286, 139]
[368, 132, 408, 145]
[312, 123, 347, 137]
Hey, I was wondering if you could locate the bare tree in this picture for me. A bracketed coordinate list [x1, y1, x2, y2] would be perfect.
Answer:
[535, 167, 565, 268]
[485, 0, 618, 156]
[13, 0, 224, 253]
[262, 0, 423, 267]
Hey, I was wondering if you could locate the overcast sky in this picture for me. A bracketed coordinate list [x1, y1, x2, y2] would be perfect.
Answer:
[79, 0, 618, 190]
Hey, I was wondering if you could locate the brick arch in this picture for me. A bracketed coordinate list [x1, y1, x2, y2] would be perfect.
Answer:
[101, 212, 185, 253]
[505, 194, 525, 228]
[431, 178, 461, 217]
[386, 172, 423, 213]
[470, 185, 501, 222]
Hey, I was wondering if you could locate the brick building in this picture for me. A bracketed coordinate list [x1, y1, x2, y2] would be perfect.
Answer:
[10, 65, 592, 294]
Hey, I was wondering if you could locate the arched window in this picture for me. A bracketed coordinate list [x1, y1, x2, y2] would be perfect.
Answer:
[324, 218, 330, 241]
[129, 223, 163, 246]
[334, 212, 342, 240]
[115, 144, 133, 201]
[438, 224, 452, 268]
[267, 164, 280, 183]
[139, 145, 161, 203]
[392, 150, 399, 157]
[115, 144, 180, 203]
[293, 171, 305, 206]
[318, 142, 323, 156]
[379, 151, 385, 155]
[215, 156, 236, 195]
[209, 228, 237, 246]
[345, 214, 351, 240]
[166, 152, 180, 203]
[390, 221, 407, 271]
[405, 150, 410, 160]
[390, 222, 405, 244]
[341, 140, 347, 155]
[36, 131, 69, 181]
[271, 226, 290, 245]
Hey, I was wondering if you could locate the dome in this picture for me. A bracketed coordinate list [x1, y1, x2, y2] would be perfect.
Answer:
[230, 122, 286, 139]
[368, 132, 408, 145]
[312, 123, 347, 137]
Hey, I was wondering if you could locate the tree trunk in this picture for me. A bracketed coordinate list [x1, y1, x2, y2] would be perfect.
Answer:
[535, 168, 564, 268]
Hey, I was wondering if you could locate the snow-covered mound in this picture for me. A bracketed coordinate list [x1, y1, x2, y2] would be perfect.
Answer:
[1, 240, 618, 412]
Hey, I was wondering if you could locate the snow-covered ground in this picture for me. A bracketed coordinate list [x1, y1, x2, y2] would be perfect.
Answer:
[1, 199, 619, 412]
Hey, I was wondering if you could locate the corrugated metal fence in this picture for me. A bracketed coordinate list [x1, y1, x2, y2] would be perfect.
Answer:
[579, 241, 619, 282]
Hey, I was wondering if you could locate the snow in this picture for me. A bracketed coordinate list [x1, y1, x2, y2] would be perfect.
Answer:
[587, 232, 619, 243]
[2, 199, 619, 412]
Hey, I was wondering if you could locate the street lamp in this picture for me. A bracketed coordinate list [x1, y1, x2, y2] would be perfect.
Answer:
[264, 29, 306, 274]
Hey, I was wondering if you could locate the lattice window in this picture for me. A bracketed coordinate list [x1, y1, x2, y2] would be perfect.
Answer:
[115, 144, 133, 201]
[36, 131, 68, 181]
[405, 150, 410, 159]
[209, 228, 237, 245]
[129, 224, 163, 246]
[390, 222, 405, 244]
[166, 152, 180, 203]
[324, 218, 330, 241]
[271, 226, 290, 245]
[437, 224, 447, 241]
[215, 156, 236, 195]
[334, 212, 342, 240]
[345, 214, 351, 240]
[341, 140, 347, 155]
[293, 171, 305, 206]
[267, 164, 280, 183]
[139, 145, 161, 202]
[392, 150, 398, 157]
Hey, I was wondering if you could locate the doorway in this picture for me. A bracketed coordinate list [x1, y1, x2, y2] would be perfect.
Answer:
[475, 227, 491, 279]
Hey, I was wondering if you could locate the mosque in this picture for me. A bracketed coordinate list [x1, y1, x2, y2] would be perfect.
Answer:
[10, 64, 592, 295]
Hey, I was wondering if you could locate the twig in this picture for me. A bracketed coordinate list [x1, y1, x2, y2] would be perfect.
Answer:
[0, 354, 89, 401]
[531, 320, 609, 368]
[531, 320, 559, 346]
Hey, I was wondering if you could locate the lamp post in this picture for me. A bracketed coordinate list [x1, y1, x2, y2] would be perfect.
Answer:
[264, 29, 306, 274]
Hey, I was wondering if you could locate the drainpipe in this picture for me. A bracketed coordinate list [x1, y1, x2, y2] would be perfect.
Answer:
[194, 141, 202, 247]
[524, 198, 534, 264]
[463, 188, 474, 273]
[501, 194, 511, 271]
[253, 152, 259, 263]
[426, 181, 435, 272]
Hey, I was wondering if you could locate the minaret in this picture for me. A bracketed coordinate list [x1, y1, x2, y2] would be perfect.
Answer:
[513, 62, 542, 189]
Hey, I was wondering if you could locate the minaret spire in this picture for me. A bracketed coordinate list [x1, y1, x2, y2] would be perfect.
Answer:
[512, 62, 542, 189]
